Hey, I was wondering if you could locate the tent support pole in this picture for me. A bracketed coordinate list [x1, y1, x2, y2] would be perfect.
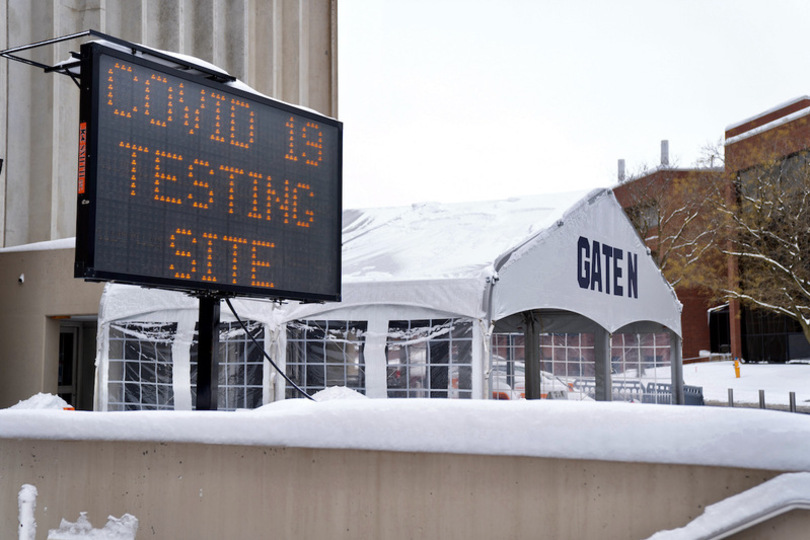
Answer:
[594, 327, 612, 401]
[196, 295, 221, 410]
[523, 311, 541, 399]
[670, 332, 684, 405]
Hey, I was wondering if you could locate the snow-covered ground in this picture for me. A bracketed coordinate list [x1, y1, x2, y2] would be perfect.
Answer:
[684, 360, 810, 407]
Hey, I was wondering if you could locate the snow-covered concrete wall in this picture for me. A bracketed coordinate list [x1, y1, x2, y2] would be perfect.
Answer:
[4, 398, 810, 537]
[0, 438, 780, 539]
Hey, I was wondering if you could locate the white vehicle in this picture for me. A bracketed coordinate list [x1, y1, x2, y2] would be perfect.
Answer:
[488, 361, 589, 400]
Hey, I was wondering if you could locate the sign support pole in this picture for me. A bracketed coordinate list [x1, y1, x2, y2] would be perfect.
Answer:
[196, 294, 222, 410]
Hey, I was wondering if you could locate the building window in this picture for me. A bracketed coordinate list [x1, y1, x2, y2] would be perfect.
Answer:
[386, 319, 473, 399]
[108, 323, 176, 411]
[190, 321, 265, 410]
[628, 202, 659, 232]
[285, 320, 367, 398]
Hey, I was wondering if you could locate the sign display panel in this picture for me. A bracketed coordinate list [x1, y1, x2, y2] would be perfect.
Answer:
[75, 43, 342, 301]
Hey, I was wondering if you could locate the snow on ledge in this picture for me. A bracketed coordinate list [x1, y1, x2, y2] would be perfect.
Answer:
[725, 105, 810, 146]
[2, 399, 810, 472]
[647, 472, 810, 540]
[725, 95, 810, 132]
[0, 237, 75, 253]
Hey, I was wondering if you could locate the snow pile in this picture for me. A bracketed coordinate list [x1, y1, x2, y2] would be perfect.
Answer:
[47, 512, 138, 540]
[311, 386, 369, 401]
[3, 399, 810, 472]
[647, 472, 810, 539]
[10, 393, 72, 410]
[18, 484, 37, 540]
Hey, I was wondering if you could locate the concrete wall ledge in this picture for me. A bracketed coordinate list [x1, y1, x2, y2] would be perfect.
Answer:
[0, 438, 786, 539]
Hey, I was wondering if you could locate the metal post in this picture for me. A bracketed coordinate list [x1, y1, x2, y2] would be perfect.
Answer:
[523, 312, 541, 400]
[758, 389, 766, 410]
[669, 332, 684, 405]
[196, 295, 221, 410]
[594, 327, 612, 401]
[790, 392, 797, 413]
[728, 388, 734, 408]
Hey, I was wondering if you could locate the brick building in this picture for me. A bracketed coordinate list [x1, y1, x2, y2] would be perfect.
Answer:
[612, 155, 721, 360]
[724, 97, 810, 363]
[615, 97, 810, 363]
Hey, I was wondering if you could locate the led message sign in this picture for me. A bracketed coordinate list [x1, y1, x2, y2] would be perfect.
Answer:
[75, 43, 342, 301]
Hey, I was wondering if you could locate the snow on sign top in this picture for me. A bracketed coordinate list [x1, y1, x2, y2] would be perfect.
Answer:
[341, 190, 589, 283]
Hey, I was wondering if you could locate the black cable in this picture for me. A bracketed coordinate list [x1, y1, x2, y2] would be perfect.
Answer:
[224, 297, 315, 401]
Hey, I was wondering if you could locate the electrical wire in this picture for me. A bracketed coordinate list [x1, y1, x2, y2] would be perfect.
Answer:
[224, 297, 315, 401]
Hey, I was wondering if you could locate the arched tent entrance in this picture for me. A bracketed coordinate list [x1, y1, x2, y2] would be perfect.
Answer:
[487, 189, 682, 403]
[492, 310, 683, 403]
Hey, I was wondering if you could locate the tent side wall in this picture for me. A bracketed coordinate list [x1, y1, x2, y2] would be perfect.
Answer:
[93, 287, 491, 408]
[94, 286, 284, 411]
[279, 304, 488, 400]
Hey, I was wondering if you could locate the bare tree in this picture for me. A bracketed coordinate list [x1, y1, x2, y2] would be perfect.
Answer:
[616, 165, 725, 290]
[617, 136, 810, 350]
[719, 150, 810, 345]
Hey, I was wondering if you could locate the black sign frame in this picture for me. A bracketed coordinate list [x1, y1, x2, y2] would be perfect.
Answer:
[75, 42, 342, 302]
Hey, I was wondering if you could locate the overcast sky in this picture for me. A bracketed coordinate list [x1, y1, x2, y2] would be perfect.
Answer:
[337, 0, 810, 208]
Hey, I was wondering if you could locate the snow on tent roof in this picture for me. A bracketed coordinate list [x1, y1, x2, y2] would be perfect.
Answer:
[341, 190, 588, 283]
[328, 188, 680, 335]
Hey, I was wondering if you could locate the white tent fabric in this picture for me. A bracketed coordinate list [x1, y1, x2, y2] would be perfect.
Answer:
[491, 189, 682, 334]
[95, 188, 682, 407]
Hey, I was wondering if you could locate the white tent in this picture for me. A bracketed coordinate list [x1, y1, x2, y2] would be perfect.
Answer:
[95, 188, 683, 409]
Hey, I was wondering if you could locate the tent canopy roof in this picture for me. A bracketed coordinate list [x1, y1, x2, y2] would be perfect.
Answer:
[342, 190, 588, 283]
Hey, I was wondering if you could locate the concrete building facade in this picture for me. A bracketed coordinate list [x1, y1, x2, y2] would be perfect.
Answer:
[0, 0, 338, 408]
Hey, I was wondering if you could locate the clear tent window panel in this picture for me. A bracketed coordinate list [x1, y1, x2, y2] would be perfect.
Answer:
[490, 331, 674, 403]
[611, 332, 672, 403]
[491, 332, 593, 401]
[285, 320, 368, 398]
[385, 319, 473, 399]
[542, 333, 596, 383]
[107, 323, 177, 411]
[190, 321, 265, 410]
[491, 332, 526, 400]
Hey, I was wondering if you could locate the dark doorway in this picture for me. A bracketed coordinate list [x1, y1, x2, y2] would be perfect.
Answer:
[58, 320, 97, 410]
